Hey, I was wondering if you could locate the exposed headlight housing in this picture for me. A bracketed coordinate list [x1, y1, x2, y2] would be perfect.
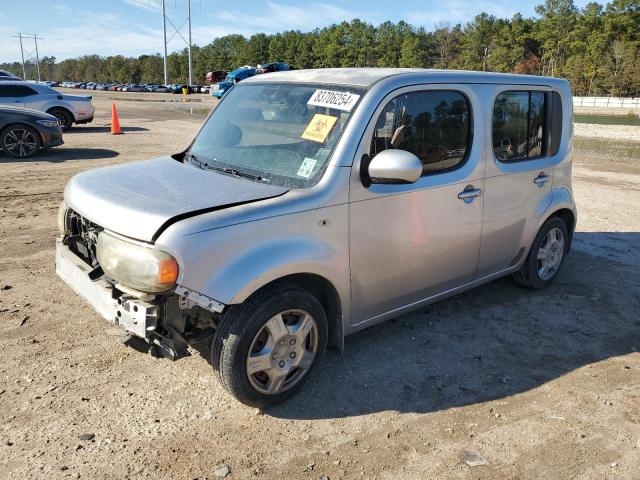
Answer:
[57, 201, 69, 236]
[37, 119, 60, 128]
[97, 232, 179, 293]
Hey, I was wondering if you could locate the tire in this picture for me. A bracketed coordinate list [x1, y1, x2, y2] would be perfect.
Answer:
[211, 284, 328, 407]
[1, 125, 41, 159]
[513, 216, 569, 289]
[47, 108, 73, 131]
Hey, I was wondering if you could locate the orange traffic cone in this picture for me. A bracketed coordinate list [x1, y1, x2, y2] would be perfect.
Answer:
[110, 102, 123, 135]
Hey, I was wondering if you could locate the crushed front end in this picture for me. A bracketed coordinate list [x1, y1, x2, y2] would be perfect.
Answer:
[55, 207, 225, 359]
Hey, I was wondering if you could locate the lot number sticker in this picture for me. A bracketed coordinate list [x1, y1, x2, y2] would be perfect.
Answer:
[307, 89, 360, 111]
[301, 113, 338, 143]
[297, 157, 318, 178]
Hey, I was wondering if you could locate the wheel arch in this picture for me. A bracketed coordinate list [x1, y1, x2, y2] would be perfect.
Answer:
[518, 187, 576, 267]
[550, 208, 576, 252]
[45, 105, 75, 122]
[238, 273, 344, 352]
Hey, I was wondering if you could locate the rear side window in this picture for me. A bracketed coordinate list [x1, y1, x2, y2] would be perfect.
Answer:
[493, 91, 546, 162]
[371, 90, 471, 175]
[549, 92, 563, 156]
[0, 85, 37, 97]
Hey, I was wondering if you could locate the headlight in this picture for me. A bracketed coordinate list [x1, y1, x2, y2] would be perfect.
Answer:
[97, 232, 179, 293]
[57, 201, 69, 236]
[37, 119, 60, 128]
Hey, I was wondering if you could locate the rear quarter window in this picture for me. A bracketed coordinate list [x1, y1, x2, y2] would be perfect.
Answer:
[493, 89, 563, 162]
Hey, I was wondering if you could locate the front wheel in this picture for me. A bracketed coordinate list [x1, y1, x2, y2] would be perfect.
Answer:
[513, 216, 569, 289]
[1, 125, 41, 159]
[211, 284, 328, 407]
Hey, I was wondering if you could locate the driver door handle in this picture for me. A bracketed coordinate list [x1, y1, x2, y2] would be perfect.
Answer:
[458, 187, 482, 202]
[534, 172, 550, 186]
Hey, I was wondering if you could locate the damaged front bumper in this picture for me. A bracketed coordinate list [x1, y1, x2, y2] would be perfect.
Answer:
[55, 239, 224, 358]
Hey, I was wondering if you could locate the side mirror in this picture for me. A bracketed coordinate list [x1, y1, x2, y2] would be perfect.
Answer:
[366, 149, 423, 185]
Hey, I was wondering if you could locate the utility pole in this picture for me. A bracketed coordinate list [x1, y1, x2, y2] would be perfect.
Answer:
[188, 0, 192, 86]
[17, 33, 26, 79]
[162, 0, 168, 86]
[33, 34, 41, 81]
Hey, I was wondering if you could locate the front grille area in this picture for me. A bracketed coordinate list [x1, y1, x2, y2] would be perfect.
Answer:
[64, 209, 103, 267]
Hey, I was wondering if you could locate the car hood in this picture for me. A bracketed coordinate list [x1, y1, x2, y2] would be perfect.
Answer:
[64, 156, 289, 242]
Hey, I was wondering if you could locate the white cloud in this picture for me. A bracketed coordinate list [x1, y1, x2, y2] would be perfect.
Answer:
[407, 1, 518, 28]
[122, 0, 161, 11]
[207, 1, 374, 34]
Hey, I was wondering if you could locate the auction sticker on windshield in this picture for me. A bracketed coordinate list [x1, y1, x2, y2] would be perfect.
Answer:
[297, 157, 317, 178]
[307, 89, 360, 111]
[301, 114, 338, 143]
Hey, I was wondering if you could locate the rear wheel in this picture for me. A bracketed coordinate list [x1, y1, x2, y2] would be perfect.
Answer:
[47, 108, 73, 131]
[1, 125, 41, 159]
[513, 216, 568, 289]
[211, 284, 328, 407]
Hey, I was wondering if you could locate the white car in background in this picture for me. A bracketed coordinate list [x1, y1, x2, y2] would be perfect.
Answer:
[0, 81, 94, 130]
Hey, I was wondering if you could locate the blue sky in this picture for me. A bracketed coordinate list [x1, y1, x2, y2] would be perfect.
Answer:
[1, 0, 593, 62]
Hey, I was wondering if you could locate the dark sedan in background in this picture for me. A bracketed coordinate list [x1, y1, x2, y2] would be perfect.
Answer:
[0, 106, 63, 159]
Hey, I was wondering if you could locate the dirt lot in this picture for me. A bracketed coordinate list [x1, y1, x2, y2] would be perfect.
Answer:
[1, 90, 639, 479]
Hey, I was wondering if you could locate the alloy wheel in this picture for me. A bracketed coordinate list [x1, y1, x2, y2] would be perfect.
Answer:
[537, 227, 565, 281]
[246, 309, 319, 395]
[4, 128, 38, 158]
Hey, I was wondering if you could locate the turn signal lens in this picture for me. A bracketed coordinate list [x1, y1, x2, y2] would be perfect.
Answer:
[157, 258, 179, 285]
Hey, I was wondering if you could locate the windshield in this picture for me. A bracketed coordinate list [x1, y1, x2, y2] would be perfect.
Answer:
[188, 82, 365, 188]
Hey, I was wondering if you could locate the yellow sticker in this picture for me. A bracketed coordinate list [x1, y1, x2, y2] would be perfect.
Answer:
[301, 114, 338, 143]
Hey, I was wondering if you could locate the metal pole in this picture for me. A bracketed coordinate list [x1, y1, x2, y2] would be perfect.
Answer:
[18, 34, 26, 79]
[33, 34, 41, 81]
[187, 0, 192, 86]
[162, 0, 168, 85]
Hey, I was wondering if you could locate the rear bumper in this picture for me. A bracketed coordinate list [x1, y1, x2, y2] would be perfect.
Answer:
[75, 115, 94, 125]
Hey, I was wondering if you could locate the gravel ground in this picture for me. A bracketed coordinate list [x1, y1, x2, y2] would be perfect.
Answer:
[1, 90, 639, 479]
[574, 123, 640, 142]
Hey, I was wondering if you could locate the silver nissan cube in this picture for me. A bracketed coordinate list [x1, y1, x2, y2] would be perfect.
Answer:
[56, 69, 576, 406]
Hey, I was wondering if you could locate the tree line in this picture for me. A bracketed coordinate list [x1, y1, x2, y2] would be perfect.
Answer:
[2, 0, 638, 96]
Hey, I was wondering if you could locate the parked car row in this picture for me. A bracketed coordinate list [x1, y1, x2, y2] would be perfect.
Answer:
[59, 81, 210, 94]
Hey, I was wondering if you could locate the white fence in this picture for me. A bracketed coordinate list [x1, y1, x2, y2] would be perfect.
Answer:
[573, 96, 640, 108]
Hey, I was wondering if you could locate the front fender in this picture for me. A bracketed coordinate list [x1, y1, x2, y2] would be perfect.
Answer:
[211, 236, 347, 305]
[156, 203, 350, 316]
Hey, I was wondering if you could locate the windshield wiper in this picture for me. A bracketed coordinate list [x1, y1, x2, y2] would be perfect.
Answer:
[219, 166, 263, 181]
[185, 152, 263, 182]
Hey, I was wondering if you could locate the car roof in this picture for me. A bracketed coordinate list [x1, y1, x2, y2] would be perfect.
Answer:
[0, 105, 55, 118]
[243, 68, 569, 88]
